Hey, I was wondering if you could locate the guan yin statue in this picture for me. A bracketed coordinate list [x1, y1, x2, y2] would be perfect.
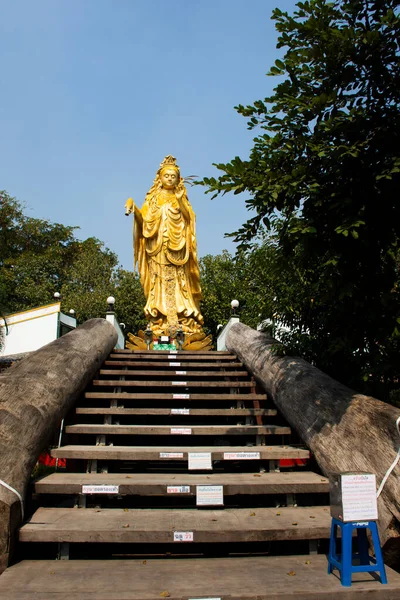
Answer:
[125, 155, 211, 351]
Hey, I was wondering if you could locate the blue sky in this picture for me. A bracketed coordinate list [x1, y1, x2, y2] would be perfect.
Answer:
[1, 0, 300, 269]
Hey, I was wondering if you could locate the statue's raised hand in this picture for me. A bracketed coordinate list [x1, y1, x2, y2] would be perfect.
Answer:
[175, 188, 185, 201]
[125, 197, 134, 216]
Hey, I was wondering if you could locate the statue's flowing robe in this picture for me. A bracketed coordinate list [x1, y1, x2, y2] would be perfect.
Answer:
[134, 190, 203, 332]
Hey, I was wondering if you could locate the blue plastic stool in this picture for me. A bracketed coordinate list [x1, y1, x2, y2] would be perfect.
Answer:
[327, 518, 387, 586]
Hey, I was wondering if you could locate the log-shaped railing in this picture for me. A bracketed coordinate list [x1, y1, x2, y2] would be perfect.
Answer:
[0, 319, 117, 572]
[226, 322, 400, 553]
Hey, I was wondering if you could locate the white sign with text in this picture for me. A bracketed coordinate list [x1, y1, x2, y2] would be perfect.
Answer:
[188, 452, 212, 470]
[82, 485, 119, 494]
[159, 452, 184, 458]
[341, 473, 378, 521]
[173, 531, 194, 542]
[171, 427, 192, 435]
[196, 485, 224, 506]
[223, 452, 261, 460]
[167, 485, 191, 494]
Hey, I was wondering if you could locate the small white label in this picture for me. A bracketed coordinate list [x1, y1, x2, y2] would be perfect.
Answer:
[171, 427, 192, 435]
[82, 485, 119, 494]
[176, 370, 187, 375]
[171, 408, 190, 415]
[167, 485, 191, 494]
[169, 362, 181, 367]
[223, 452, 261, 460]
[196, 485, 224, 506]
[160, 452, 184, 458]
[168, 353, 178, 358]
[189, 598, 221, 600]
[173, 393, 190, 399]
[188, 452, 212, 470]
[174, 531, 193, 542]
[172, 381, 187, 385]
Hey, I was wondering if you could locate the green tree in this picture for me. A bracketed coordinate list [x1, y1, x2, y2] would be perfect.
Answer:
[0, 192, 145, 338]
[200, 0, 400, 398]
[0, 191, 77, 312]
[112, 268, 147, 335]
[199, 251, 260, 337]
[61, 237, 119, 322]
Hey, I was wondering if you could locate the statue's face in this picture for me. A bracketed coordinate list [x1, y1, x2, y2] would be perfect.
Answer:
[161, 169, 178, 190]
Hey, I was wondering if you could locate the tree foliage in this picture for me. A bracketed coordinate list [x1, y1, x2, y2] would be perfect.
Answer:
[0, 191, 77, 313]
[199, 0, 400, 399]
[112, 268, 146, 335]
[199, 251, 260, 337]
[0, 191, 145, 335]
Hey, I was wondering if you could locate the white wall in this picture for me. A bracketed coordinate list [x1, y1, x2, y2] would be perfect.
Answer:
[0, 303, 61, 356]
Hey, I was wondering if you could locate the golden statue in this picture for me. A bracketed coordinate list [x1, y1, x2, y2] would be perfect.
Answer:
[125, 155, 211, 351]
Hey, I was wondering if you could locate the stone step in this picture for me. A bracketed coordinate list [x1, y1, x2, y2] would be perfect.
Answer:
[35, 471, 329, 496]
[19, 506, 331, 544]
[2, 556, 398, 599]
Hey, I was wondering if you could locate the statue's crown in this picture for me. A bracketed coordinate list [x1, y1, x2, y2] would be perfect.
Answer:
[159, 155, 179, 171]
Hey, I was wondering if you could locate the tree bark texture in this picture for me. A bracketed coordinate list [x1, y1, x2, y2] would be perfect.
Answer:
[0, 319, 117, 572]
[226, 322, 400, 549]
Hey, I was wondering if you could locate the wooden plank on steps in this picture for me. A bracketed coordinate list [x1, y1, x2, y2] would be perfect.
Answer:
[65, 424, 291, 435]
[35, 471, 329, 495]
[76, 407, 277, 416]
[2, 556, 400, 599]
[109, 353, 239, 361]
[85, 392, 268, 401]
[19, 506, 331, 543]
[51, 445, 310, 460]
[99, 370, 249, 377]
[104, 360, 244, 368]
[112, 350, 234, 355]
[92, 380, 255, 388]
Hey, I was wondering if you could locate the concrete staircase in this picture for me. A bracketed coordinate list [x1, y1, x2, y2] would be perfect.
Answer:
[1, 349, 400, 598]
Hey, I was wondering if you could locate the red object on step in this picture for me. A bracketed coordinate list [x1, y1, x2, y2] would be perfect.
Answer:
[38, 452, 66, 468]
[279, 458, 308, 468]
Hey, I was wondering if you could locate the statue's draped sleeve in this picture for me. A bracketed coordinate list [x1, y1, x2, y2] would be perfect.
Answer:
[134, 203, 151, 297]
[187, 202, 202, 303]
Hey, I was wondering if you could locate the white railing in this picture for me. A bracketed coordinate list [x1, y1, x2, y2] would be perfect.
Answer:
[216, 316, 240, 351]
[105, 313, 125, 349]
